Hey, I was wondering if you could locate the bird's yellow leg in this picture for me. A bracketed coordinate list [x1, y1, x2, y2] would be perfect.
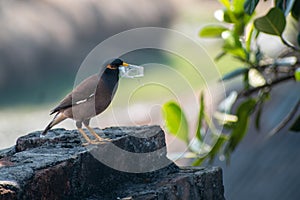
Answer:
[85, 125, 105, 142]
[78, 128, 93, 145]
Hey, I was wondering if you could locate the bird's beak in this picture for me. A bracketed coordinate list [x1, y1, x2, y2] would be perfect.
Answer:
[122, 62, 129, 67]
[119, 63, 144, 78]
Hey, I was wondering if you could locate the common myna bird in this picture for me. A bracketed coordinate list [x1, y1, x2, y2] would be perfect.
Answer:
[42, 58, 130, 144]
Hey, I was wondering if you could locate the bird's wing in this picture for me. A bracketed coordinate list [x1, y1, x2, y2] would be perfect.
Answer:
[50, 74, 99, 114]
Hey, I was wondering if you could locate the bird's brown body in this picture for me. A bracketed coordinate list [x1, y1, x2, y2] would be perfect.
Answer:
[42, 59, 128, 144]
[55, 69, 119, 121]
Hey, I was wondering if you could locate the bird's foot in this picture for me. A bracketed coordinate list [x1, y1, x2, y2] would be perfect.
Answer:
[82, 140, 98, 146]
[82, 142, 90, 146]
[82, 139, 110, 146]
[91, 138, 111, 144]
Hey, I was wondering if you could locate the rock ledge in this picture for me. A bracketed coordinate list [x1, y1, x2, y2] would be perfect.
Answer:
[0, 126, 224, 200]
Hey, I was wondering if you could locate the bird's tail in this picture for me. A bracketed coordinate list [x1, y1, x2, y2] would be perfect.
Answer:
[42, 113, 67, 135]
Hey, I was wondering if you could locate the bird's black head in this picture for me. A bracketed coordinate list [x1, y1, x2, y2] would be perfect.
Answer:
[105, 58, 129, 70]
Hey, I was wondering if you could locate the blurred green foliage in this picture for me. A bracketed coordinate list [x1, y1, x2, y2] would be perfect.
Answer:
[163, 0, 300, 165]
[162, 101, 189, 144]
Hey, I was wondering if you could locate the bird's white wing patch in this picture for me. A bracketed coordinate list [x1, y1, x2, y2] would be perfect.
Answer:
[75, 93, 95, 105]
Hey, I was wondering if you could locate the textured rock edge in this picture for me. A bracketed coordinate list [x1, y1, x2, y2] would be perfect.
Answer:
[0, 126, 225, 200]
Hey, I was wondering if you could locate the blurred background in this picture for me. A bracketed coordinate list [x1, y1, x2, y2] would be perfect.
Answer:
[1, 0, 300, 199]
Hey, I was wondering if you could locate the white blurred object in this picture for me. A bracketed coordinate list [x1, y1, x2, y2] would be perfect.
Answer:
[119, 65, 144, 78]
[218, 91, 238, 114]
[274, 56, 297, 66]
[248, 68, 266, 87]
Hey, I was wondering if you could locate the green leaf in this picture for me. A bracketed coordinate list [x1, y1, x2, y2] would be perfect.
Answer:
[244, 0, 259, 15]
[221, 67, 249, 81]
[192, 157, 206, 166]
[255, 92, 270, 130]
[292, 0, 300, 20]
[298, 33, 300, 47]
[246, 24, 254, 51]
[233, 20, 245, 36]
[295, 68, 300, 81]
[223, 9, 235, 23]
[225, 98, 257, 156]
[219, 0, 231, 9]
[208, 134, 228, 163]
[254, 7, 286, 36]
[232, 0, 246, 14]
[162, 101, 189, 144]
[222, 7, 239, 23]
[243, 69, 250, 90]
[290, 114, 300, 132]
[199, 25, 228, 38]
[215, 51, 227, 61]
[196, 92, 205, 141]
[255, 47, 263, 65]
[222, 31, 247, 59]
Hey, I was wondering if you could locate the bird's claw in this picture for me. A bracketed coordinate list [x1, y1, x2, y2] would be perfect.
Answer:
[91, 138, 110, 144]
[82, 142, 90, 146]
[82, 138, 110, 146]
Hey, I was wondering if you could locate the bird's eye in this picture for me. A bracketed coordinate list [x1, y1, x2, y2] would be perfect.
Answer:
[107, 64, 120, 69]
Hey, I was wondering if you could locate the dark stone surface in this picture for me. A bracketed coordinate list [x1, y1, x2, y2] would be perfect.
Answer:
[93, 167, 224, 200]
[0, 126, 225, 200]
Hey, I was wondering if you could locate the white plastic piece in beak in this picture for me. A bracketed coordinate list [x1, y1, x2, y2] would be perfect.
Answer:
[119, 65, 144, 78]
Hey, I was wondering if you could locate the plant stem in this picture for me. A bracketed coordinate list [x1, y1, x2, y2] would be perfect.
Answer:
[281, 37, 300, 52]
[267, 99, 300, 137]
[239, 74, 295, 97]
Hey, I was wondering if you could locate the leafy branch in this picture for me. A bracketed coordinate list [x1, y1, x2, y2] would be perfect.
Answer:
[239, 74, 295, 97]
[162, 0, 300, 165]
